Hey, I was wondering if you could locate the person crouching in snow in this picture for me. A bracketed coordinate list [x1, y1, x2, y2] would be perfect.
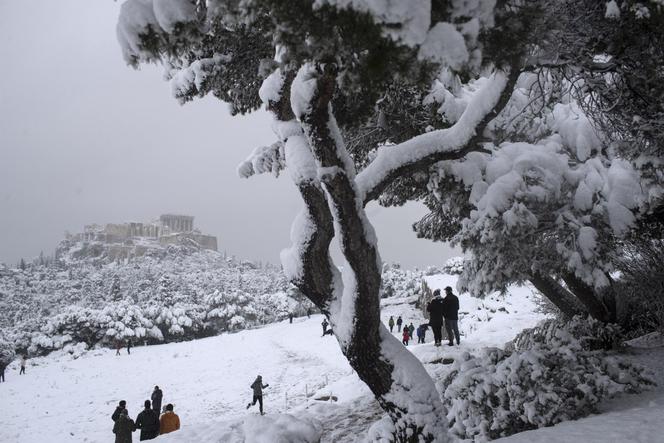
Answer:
[246, 375, 269, 415]
[402, 328, 410, 346]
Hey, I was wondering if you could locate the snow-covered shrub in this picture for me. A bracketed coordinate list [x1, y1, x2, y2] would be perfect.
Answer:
[443, 256, 464, 275]
[442, 318, 654, 441]
[0, 337, 15, 366]
[614, 239, 664, 337]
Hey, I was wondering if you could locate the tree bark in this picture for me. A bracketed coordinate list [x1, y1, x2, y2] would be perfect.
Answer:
[296, 66, 448, 441]
[561, 272, 611, 322]
[529, 273, 587, 319]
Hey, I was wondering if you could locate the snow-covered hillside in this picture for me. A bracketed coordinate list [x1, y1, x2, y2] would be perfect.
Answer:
[1, 275, 661, 442]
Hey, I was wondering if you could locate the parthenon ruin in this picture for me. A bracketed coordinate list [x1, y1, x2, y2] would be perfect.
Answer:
[67, 214, 218, 252]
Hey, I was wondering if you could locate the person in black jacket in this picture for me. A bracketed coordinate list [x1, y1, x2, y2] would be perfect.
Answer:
[136, 400, 160, 441]
[442, 286, 460, 346]
[246, 375, 269, 415]
[396, 316, 403, 332]
[112, 400, 127, 422]
[427, 290, 445, 346]
[151, 386, 163, 415]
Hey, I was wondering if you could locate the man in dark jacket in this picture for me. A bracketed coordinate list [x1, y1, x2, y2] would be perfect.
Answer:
[321, 319, 329, 336]
[112, 400, 127, 421]
[0, 363, 6, 382]
[151, 386, 163, 414]
[127, 339, 132, 355]
[396, 316, 403, 332]
[427, 290, 445, 346]
[246, 375, 269, 415]
[136, 400, 160, 441]
[112, 408, 136, 443]
[442, 286, 460, 346]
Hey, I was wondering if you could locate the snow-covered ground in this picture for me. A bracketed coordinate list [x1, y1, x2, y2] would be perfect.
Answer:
[1, 276, 661, 442]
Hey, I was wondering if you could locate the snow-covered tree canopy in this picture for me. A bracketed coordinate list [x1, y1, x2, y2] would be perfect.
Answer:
[117, 1, 664, 440]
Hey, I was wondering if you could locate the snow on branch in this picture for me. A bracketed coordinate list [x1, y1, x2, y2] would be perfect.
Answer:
[356, 70, 510, 202]
[237, 142, 286, 179]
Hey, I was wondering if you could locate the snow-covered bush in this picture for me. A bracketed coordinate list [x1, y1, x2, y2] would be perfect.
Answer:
[443, 257, 465, 275]
[0, 336, 15, 366]
[442, 318, 654, 441]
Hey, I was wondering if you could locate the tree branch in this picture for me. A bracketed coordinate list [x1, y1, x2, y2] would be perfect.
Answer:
[357, 63, 523, 205]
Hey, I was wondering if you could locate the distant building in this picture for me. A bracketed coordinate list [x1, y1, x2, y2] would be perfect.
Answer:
[67, 214, 218, 253]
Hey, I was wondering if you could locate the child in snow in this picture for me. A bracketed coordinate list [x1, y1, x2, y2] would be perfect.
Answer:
[402, 328, 410, 346]
[246, 375, 270, 415]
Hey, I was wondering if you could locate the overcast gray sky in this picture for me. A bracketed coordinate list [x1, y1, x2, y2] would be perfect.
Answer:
[0, 0, 460, 269]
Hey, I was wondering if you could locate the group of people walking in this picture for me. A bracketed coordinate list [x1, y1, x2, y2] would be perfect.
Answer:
[386, 286, 460, 347]
[111, 385, 180, 442]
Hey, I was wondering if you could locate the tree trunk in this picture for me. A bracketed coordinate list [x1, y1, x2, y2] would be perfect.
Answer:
[298, 67, 447, 442]
[561, 273, 611, 322]
[529, 273, 587, 319]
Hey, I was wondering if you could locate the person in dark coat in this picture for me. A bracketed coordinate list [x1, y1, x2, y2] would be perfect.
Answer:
[0, 363, 6, 382]
[427, 289, 445, 346]
[127, 339, 132, 355]
[306, 308, 312, 318]
[151, 386, 163, 415]
[112, 400, 127, 422]
[136, 400, 160, 441]
[288, 313, 293, 324]
[442, 286, 460, 346]
[321, 319, 329, 336]
[112, 408, 136, 443]
[396, 316, 403, 332]
[19, 355, 27, 374]
[416, 324, 428, 344]
[246, 375, 269, 415]
[408, 323, 415, 339]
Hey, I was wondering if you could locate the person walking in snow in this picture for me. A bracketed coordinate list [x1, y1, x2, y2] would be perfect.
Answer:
[427, 289, 445, 346]
[408, 323, 415, 340]
[402, 327, 410, 345]
[136, 400, 160, 441]
[112, 400, 127, 422]
[289, 312, 293, 324]
[416, 324, 428, 344]
[19, 355, 27, 375]
[0, 362, 6, 382]
[396, 316, 403, 332]
[246, 375, 269, 415]
[126, 339, 132, 355]
[151, 386, 163, 415]
[116, 341, 122, 356]
[442, 286, 460, 346]
[321, 318, 329, 336]
[113, 408, 136, 443]
[159, 404, 180, 435]
[388, 316, 395, 332]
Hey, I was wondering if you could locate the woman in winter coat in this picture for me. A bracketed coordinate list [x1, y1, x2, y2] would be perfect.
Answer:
[113, 409, 136, 443]
[402, 328, 410, 346]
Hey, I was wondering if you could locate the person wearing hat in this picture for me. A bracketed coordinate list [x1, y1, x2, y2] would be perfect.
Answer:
[112, 400, 127, 422]
[112, 408, 136, 443]
[427, 289, 445, 346]
[442, 286, 460, 346]
[246, 375, 270, 415]
[136, 400, 160, 440]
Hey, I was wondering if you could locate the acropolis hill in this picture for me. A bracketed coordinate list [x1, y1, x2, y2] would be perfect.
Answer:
[58, 214, 218, 262]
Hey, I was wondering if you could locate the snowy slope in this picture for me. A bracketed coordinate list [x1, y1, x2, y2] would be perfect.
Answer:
[1, 274, 661, 442]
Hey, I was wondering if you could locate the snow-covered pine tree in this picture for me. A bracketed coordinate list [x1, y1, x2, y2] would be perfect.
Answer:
[116, 1, 663, 441]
